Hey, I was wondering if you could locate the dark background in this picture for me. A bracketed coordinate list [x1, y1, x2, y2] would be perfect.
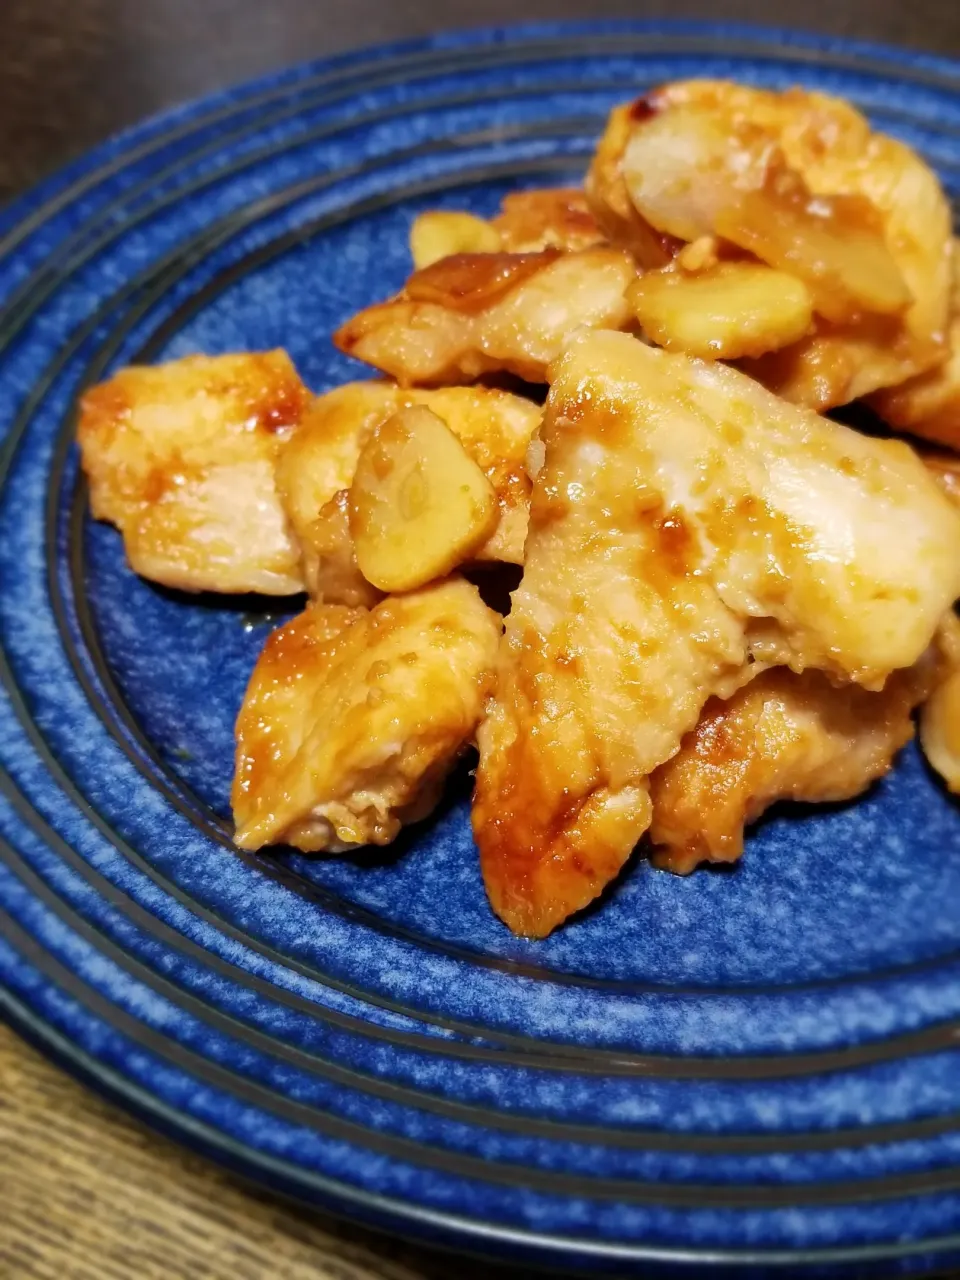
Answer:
[4, 0, 960, 203]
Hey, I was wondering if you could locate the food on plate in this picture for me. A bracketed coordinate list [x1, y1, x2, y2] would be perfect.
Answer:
[922, 448, 960, 508]
[303, 490, 384, 609]
[78, 351, 309, 594]
[333, 246, 636, 384]
[626, 261, 814, 360]
[588, 81, 953, 411]
[919, 613, 960, 794]
[472, 331, 960, 937]
[233, 578, 500, 852]
[409, 189, 604, 270]
[76, 74, 960, 940]
[489, 187, 605, 253]
[649, 658, 938, 874]
[870, 245, 960, 449]
[276, 382, 540, 600]
[410, 211, 503, 269]
[349, 406, 498, 592]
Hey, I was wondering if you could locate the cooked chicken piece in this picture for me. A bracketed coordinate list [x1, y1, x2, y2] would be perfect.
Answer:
[409, 189, 605, 271]
[233, 579, 500, 852]
[588, 82, 953, 409]
[921, 449, 960, 509]
[649, 659, 937, 875]
[627, 261, 814, 360]
[78, 352, 310, 594]
[585, 101, 683, 267]
[275, 382, 540, 600]
[920, 611, 960, 794]
[871, 244, 960, 449]
[306, 490, 384, 609]
[490, 188, 606, 253]
[333, 247, 636, 386]
[410, 211, 502, 269]
[473, 331, 960, 937]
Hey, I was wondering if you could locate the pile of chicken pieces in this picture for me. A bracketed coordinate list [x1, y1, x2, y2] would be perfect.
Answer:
[77, 81, 960, 937]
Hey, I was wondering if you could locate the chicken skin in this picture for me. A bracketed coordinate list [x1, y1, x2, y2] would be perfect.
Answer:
[333, 246, 636, 386]
[78, 351, 310, 595]
[649, 659, 937, 875]
[275, 381, 541, 600]
[588, 81, 953, 411]
[233, 579, 500, 852]
[473, 331, 960, 937]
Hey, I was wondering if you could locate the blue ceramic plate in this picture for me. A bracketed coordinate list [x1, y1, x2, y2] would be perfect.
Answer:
[3, 20, 960, 1277]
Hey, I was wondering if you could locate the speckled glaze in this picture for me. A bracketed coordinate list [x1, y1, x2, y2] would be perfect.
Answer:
[3, 21, 960, 1276]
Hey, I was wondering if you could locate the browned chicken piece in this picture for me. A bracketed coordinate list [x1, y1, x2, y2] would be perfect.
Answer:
[305, 490, 383, 609]
[588, 82, 953, 411]
[409, 190, 606, 271]
[919, 611, 960, 795]
[473, 331, 960, 938]
[78, 351, 309, 595]
[275, 381, 541, 600]
[648, 659, 937, 875]
[871, 243, 960, 449]
[333, 247, 636, 386]
[490, 188, 606, 252]
[232, 578, 500, 852]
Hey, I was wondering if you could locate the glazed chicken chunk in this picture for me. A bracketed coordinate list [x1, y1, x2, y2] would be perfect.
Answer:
[490, 188, 606, 253]
[871, 243, 960, 450]
[275, 381, 541, 601]
[78, 351, 309, 594]
[587, 81, 953, 412]
[333, 246, 636, 386]
[473, 331, 960, 937]
[649, 658, 938, 875]
[409, 188, 606, 269]
[233, 579, 501, 852]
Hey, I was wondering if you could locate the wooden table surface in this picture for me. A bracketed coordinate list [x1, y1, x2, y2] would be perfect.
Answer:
[4, 3, 960, 1278]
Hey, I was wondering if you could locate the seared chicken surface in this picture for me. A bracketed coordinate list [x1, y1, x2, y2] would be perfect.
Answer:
[333, 246, 636, 385]
[473, 331, 960, 937]
[78, 352, 309, 594]
[410, 189, 605, 270]
[920, 612, 960, 795]
[275, 382, 541, 600]
[649, 659, 937, 874]
[588, 81, 953, 411]
[233, 579, 500, 852]
[871, 244, 960, 449]
[490, 188, 606, 253]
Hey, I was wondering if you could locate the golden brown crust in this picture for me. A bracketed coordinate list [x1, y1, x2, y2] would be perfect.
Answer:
[473, 332, 960, 937]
